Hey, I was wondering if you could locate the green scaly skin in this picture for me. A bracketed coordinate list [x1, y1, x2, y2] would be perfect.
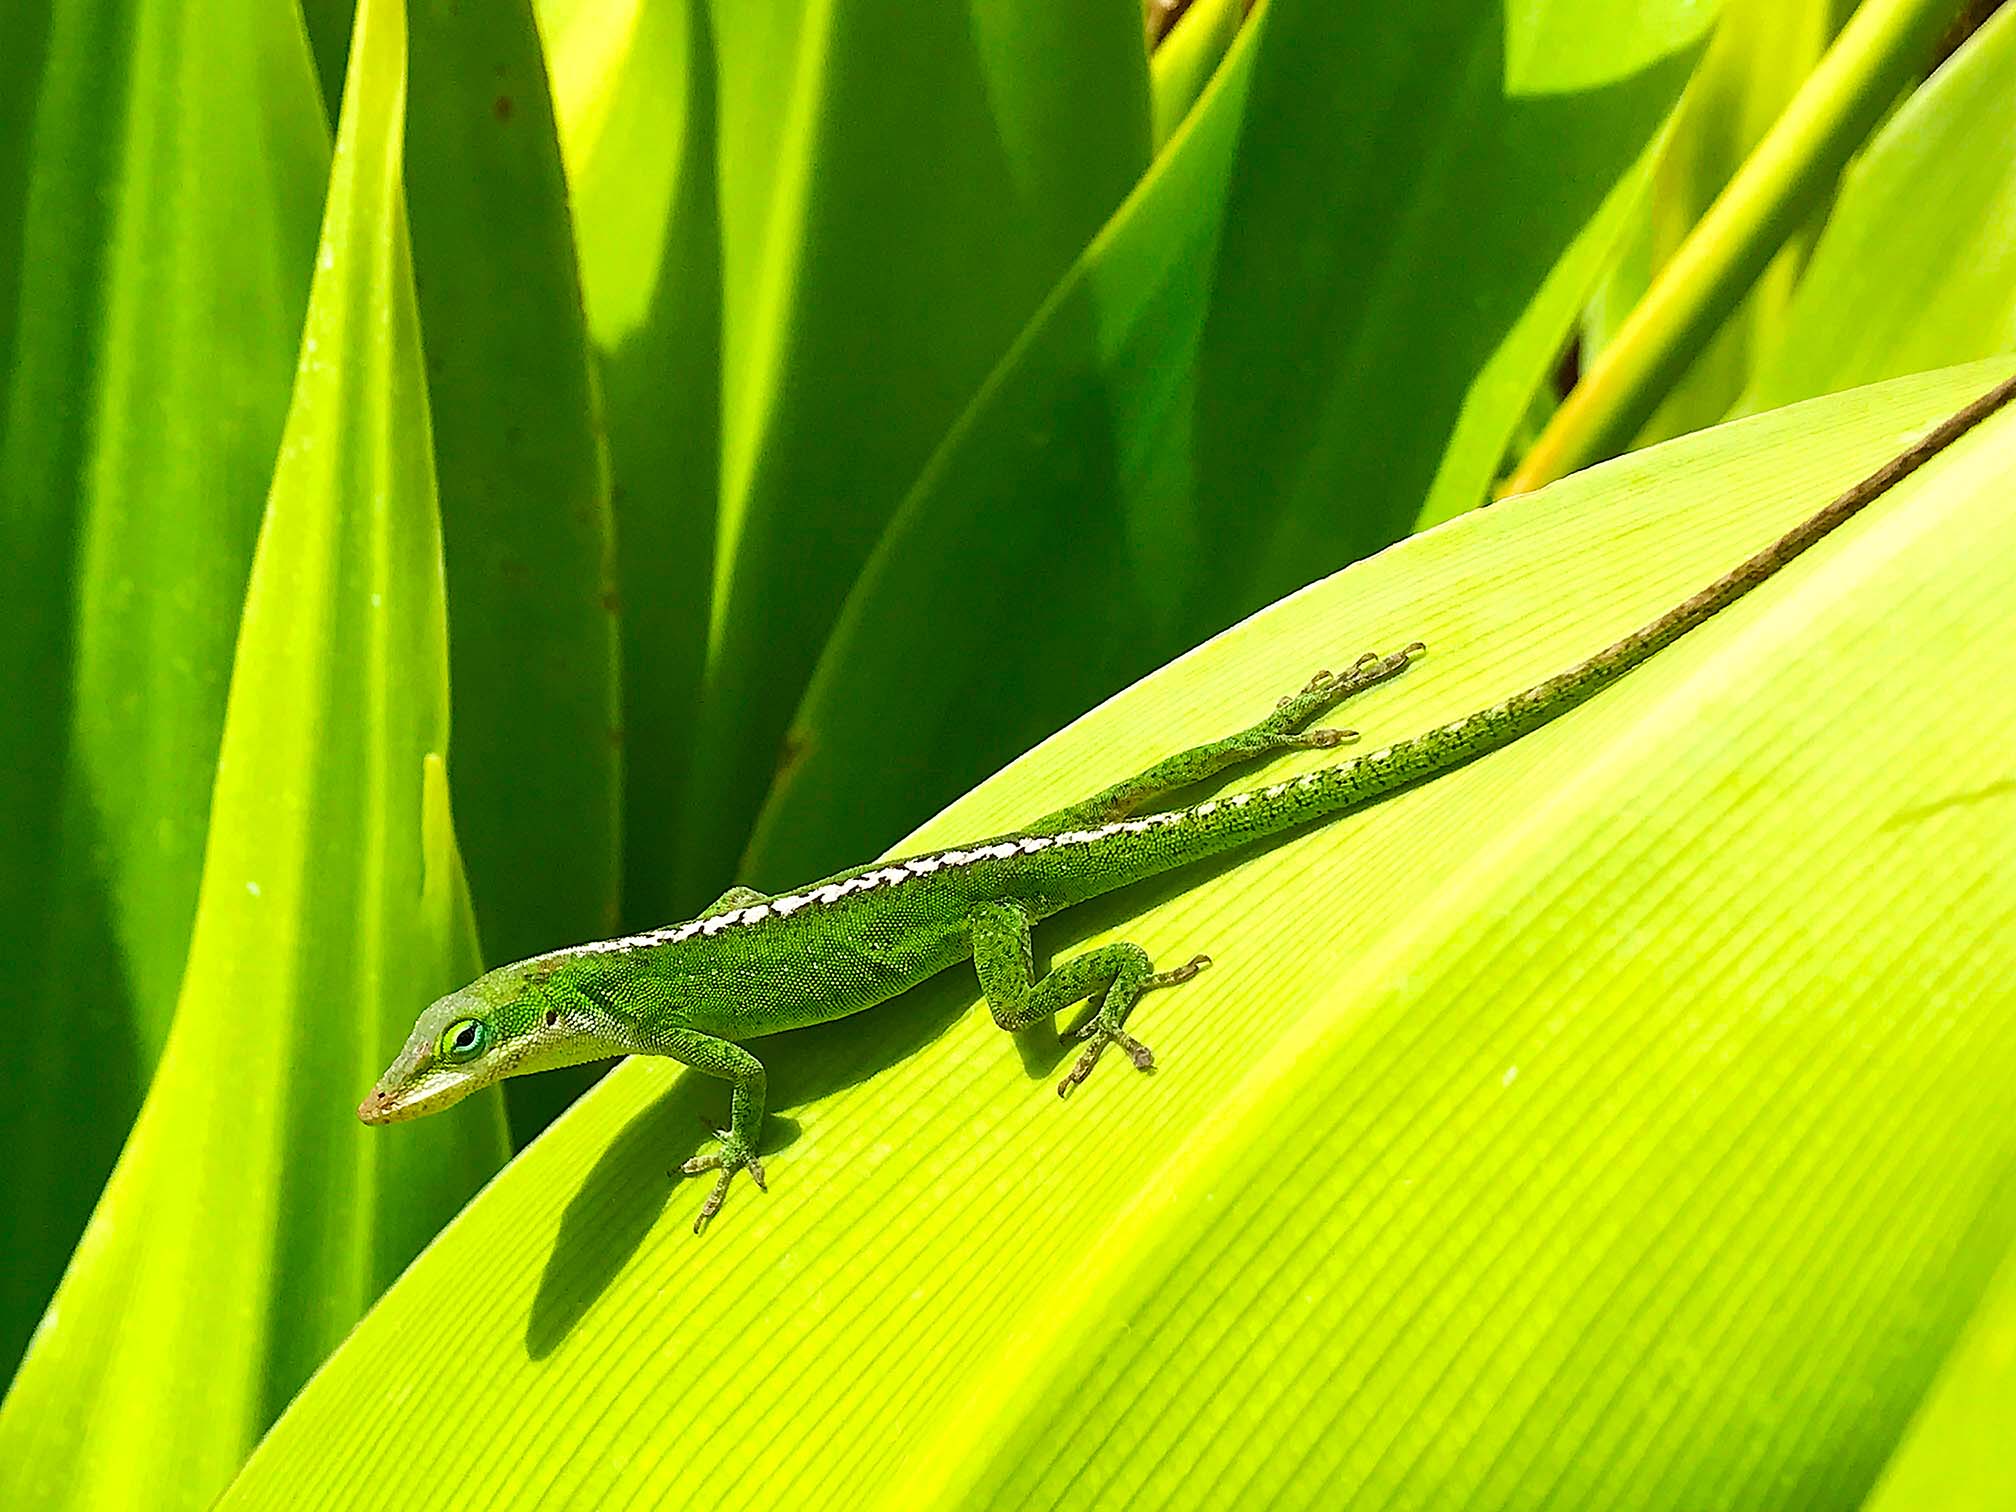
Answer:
[362, 375, 2016, 1231]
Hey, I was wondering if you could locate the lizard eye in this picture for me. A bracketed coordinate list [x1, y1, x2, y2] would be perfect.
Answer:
[438, 1017, 489, 1063]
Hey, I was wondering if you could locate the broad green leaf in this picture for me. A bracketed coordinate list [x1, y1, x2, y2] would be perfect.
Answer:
[222, 362, 2016, 1510]
[0, 0, 508, 1504]
[1744, 0, 2016, 410]
[666, 0, 1154, 916]
[405, 0, 622, 1138]
[0, 0, 326, 1376]
[743, 0, 1709, 891]
[1584, 0, 1843, 446]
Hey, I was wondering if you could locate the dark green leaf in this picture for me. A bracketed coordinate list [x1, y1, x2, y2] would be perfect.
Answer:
[406, 0, 622, 1138]
[664, 0, 1154, 916]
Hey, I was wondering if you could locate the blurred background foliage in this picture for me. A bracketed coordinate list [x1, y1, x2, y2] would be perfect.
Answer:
[0, 0, 2012, 1505]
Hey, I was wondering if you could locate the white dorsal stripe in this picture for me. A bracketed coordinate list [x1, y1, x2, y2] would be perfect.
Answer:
[551, 770, 1330, 958]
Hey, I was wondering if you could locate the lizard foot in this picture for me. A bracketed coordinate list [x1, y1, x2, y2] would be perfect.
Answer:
[1278, 650, 1381, 708]
[678, 1125, 767, 1234]
[1262, 643, 1425, 743]
[1056, 953, 1211, 1098]
[1057, 1023, 1154, 1098]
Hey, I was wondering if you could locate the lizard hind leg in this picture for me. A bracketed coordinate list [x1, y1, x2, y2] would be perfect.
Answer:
[967, 902, 1213, 1099]
[1058, 951, 1211, 1097]
[1025, 641, 1424, 832]
[1260, 642, 1427, 749]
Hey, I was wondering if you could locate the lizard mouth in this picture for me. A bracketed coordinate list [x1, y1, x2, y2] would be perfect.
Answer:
[357, 1071, 478, 1126]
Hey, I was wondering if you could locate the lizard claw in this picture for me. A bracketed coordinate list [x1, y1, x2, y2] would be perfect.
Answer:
[1058, 1025, 1155, 1097]
[1260, 646, 1421, 745]
[1056, 953, 1206, 1096]
[1288, 726, 1356, 749]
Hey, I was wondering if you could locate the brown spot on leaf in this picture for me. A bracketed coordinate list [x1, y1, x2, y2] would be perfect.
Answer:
[773, 727, 813, 788]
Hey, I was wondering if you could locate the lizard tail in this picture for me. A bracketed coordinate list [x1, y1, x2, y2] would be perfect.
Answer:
[1059, 370, 2016, 898]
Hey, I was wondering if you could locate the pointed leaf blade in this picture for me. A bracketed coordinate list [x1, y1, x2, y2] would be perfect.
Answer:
[0, 0, 508, 1502]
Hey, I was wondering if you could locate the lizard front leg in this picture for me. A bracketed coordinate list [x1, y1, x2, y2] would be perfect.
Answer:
[652, 1024, 770, 1232]
[968, 901, 1210, 1098]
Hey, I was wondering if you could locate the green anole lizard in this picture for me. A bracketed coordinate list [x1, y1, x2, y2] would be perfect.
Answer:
[361, 374, 2016, 1231]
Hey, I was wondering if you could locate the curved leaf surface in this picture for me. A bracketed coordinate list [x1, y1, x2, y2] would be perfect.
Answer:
[0, 1, 508, 1504]
[225, 362, 2016, 1509]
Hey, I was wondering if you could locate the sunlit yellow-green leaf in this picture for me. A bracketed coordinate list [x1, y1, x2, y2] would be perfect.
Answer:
[223, 362, 2016, 1509]
[1744, 0, 2016, 409]
[0, 0, 506, 1504]
[0, 0, 326, 1376]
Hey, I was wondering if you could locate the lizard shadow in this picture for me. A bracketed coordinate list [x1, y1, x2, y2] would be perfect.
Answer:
[526, 1078, 811, 1359]
[526, 968, 972, 1357]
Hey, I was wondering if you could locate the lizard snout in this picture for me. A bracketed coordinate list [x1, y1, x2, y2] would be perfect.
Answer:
[357, 1088, 396, 1126]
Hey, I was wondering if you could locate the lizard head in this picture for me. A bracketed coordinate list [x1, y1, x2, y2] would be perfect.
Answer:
[358, 955, 618, 1126]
